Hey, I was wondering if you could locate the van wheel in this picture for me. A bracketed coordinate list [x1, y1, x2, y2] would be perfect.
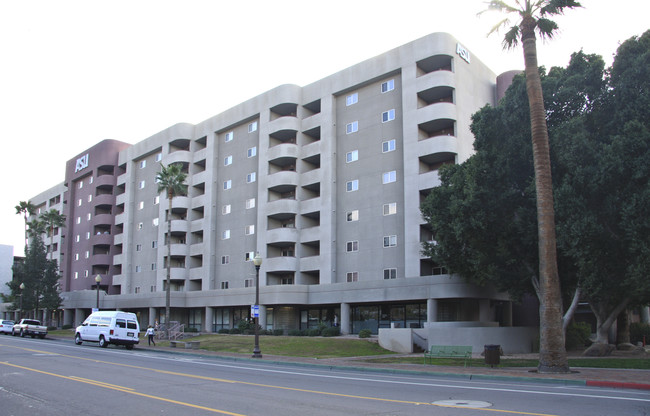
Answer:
[74, 334, 83, 345]
[125, 344, 134, 350]
[99, 336, 108, 348]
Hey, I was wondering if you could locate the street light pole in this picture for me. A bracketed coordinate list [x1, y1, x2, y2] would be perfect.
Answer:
[252, 252, 263, 358]
[19, 283, 25, 320]
[95, 275, 102, 310]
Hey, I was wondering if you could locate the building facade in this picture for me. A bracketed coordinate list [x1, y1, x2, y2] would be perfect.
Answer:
[16, 33, 534, 346]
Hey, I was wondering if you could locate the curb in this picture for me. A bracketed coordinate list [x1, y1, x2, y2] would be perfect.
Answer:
[586, 380, 650, 391]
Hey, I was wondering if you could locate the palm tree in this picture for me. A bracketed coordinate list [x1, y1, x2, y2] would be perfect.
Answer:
[481, 0, 581, 374]
[26, 219, 47, 240]
[15, 200, 36, 249]
[40, 209, 66, 262]
[156, 163, 188, 338]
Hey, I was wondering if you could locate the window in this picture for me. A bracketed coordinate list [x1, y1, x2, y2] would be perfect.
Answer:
[281, 277, 294, 285]
[79, 181, 83, 189]
[383, 268, 397, 279]
[152, 218, 159, 227]
[383, 202, 397, 216]
[151, 263, 157, 271]
[248, 121, 258, 133]
[346, 121, 358, 134]
[154, 196, 160, 205]
[135, 287, 141, 294]
[248, 146, 257, 158]
[86, 232, 90, 240]
[76, 216, 81, 224]
[152, 240, 158, 249]
[383, 235, 397, 247]
[346, 150, 358, 163]
[224, 180, 232, 190]
[140, 160, 146, 169]
[74, 272, 79, 279]
[222, 230, 230, 240]
[382, 139, 396, 153]
[78, 198, 82, 206]
[75, 234, 80, 242]
[245, 251, 255, 261]
[135, 265, 141, 273]
[84, 270, 89, 277]
[221, 282, 229, 289]
[246, 172, 256, 183]
[246, 198, 255, 209]
[138, 222, 143, 230]
[87, 213, 92, 221]
[383, 171, 396, 184]
[245, 279, 254, 287]
[347, 272, 358, 282]
[381, 79, 395, 93]
[382, 109, 395, 123]
[224, 155, 232, 166]
[281, 248, 294, 257]
[138, 201, 144, 210]
[346, 241, 359, 252]
[346, 180, 359, 192]
[346, 210, 359, 222]
[225, 131, 234, 142]
[221, 255, 230, 265]
[156, 153, 162, 162]
[74, 253, 79, 261]
[245, 225, 255, 235]
[136, 244, 142, 252]
[89, 176, 93, 184]
[88, 194, 92, 202]
[85, 251, 90, 259]
[139, 180, 145, 189]
[346, 93, 358, 106]
[222, 204, 231, 215]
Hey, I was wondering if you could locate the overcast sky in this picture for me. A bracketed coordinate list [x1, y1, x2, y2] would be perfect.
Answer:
[1, 0, 648, 256]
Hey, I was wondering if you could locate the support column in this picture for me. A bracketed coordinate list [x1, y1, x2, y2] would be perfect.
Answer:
[503, 301, 513, 327]
[204, 307, 213, 333]
[340, 303, 350, 335]
[259, 305, 267, 331]
[149, 307, 157, 327]
[641, 306, 650, 324]
[427, 299, 438, 324]
[63, 309, 73, 327]
[479, 299, 491, 323]
[74, 308, 85, 327]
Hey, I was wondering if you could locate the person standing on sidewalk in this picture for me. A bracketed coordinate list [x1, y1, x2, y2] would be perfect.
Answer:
[146, 325, 156, 346]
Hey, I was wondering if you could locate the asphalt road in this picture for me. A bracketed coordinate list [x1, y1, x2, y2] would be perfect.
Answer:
[1, 335, 649, 416]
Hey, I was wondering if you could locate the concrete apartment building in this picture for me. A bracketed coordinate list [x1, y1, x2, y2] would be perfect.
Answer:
[8, 33, 538, 352]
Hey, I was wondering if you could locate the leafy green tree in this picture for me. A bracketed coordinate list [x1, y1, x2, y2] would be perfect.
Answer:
[156, 163, 188, 338]
[480, 0, 582, 374]
[39, 209, 66, 262]
[15, 200, 36, 249]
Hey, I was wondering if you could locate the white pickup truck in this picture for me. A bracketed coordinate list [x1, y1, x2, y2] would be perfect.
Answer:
[12, 319, 48, 339]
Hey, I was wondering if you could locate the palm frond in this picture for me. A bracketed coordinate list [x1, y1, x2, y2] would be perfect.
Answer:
[536, 18, 559, 40]
[486, 17, 513, 37]
[541, 0, 582, 16]
[502, 25, 521, 49]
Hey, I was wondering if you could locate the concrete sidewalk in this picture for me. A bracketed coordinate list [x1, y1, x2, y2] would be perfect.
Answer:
[136, 343, 650, 391]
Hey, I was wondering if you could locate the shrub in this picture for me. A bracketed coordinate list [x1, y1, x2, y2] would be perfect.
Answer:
[62, 324, 72, 330]
[186, 327, 199, 333]
[565, 321, 592, 350]
[229, 328, 241, 334]
[321, 327, 340, 337]
[358, 329, 372, 338]
[218, 328, 230, 334]
[306, 328, 321, 337]
[273, 329, 284, 336]
[47, 326, 57, 331]
[288, 329, 303, 336]
[630, 322, 650, 345]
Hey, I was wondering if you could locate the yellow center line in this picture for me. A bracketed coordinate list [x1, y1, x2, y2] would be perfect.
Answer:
[1, 344, 559, 416]
[0, 361, 245, 416]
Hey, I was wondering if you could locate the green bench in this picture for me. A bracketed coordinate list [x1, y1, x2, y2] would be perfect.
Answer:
[424, 345, 473, 367]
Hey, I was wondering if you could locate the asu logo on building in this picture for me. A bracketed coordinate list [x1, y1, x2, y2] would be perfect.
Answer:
[456, 43, 471, 64]
[75, 154, 89, 172]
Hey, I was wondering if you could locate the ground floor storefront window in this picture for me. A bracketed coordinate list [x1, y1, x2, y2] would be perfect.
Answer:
[352, 303, 426, 334]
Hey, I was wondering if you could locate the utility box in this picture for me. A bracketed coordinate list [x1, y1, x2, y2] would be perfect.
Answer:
[484, 344, 501, 367]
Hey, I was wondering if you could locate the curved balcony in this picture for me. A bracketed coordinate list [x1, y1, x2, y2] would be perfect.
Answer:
[112, 253, 124, 266]
[116, 174, 127, 187]
[163, 150, 192, 166]
[169, 219, 189, 233]
[299, 197, 321, 215]
[267, 171, 299, 190]
[191, 194, 205, 210]
[418, 170, 442, 190]
[264, 256, 298, 273]
[193, 147, 207, 164]
[300, 227, 321, 243]
[114, 212, 126, 226]
[92, 233, 113, 246]
[415, 69, 456, 92]
[268, 142, 299, 161]
[266, 199, 299, 217]
[266, 227, 299, 244]
[301, 112, 321, 132]
[112, 274, 125, 287]
[191, 170, 208, 187]
[169, 267, 187, 281]
[190, 219, 204, 233]
[416, 102, 457, 126]
[171, 196, 190, 210]
[169, 243, 189, 257]
[113, 233, 124, 245]
[268, 116, 301, 136]
[300, 168, 321, 187]
[93, 213, 113, 227]
[190, 243, 204, 257]
[189, 267, 204, 280]
[418, 135, 458, 158]
[300, 141, 321, 160]
[94, 193, 114, 207]
[116, 193, 127, 207]
[91, 254, 112, 267]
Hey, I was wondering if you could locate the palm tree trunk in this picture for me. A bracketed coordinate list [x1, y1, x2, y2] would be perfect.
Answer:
[165, 190, 172, 340]
[521, 17, 569, 373]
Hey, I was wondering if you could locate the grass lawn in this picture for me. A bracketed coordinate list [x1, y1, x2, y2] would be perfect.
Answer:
[49, 330, 648, 368]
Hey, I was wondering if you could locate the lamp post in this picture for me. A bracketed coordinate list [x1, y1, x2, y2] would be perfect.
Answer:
[95, 275, 102, 310]
[19, 283, 25, 320]
[252, 252, 263, 358]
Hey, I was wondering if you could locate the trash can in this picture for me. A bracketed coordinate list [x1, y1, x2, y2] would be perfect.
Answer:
[484, 344, 501, 367]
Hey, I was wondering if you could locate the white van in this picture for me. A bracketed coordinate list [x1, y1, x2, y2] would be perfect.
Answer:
[75, 311, 140, 349]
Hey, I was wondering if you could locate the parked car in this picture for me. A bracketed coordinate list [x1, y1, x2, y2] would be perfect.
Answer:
[12, 319, 48, 338]
[75, 311, 140, 349]
[0, 320, 15, 334]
